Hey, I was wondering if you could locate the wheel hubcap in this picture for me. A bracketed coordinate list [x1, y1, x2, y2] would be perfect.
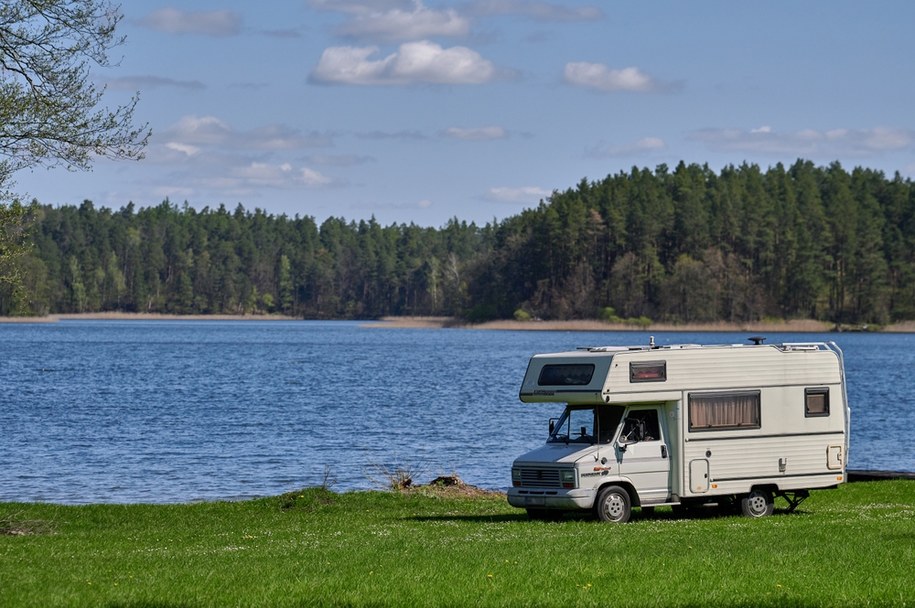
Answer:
[604, 495, 624, 519]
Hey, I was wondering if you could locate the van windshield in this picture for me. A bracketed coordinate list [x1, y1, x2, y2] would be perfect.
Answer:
[549, 406, 624, 444]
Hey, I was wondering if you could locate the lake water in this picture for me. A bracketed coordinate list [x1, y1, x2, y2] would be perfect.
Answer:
[1, 321, 912, 504]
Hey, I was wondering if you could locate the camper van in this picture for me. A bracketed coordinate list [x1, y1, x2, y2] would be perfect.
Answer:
[507, 338, 849, 522]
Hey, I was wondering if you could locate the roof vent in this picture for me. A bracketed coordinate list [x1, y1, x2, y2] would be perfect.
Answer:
[748, 336, 766, 345]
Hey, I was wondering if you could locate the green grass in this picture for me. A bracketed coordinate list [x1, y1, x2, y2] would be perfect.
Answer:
[2, 481, 913, 607]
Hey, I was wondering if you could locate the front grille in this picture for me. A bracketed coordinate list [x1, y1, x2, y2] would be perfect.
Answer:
[518, 468, 561, 488]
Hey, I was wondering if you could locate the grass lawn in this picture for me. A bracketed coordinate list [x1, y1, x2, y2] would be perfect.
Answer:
[1, 480, 913, 607]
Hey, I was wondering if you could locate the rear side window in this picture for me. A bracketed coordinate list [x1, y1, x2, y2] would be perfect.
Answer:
[630, 361, 667, 382]
[538, 364, 595, 386]
[805, 388, 830, 417]
[689, 391, 761, 431]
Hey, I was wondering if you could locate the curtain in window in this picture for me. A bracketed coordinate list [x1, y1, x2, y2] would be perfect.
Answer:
[689, 392, 760, 430]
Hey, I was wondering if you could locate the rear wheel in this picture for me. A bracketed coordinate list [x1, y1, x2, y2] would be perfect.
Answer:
[595, 485, 631, 523]
[740, 489, 774, 518]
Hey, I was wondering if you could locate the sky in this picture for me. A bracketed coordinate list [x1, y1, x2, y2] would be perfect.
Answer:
[12, 0, 915, 227]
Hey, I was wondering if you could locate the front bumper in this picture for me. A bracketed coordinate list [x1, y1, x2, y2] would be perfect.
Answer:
[507, 487, 596, 510]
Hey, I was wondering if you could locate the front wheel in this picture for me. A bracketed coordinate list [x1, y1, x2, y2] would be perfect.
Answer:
[595, 485, 632, 523]
[740, 489, 774, 518]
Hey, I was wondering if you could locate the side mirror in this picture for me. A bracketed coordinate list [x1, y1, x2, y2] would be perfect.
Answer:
[549, 419, 556, 434]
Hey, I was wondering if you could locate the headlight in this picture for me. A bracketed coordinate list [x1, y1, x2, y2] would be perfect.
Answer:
[511, 468, 521, 486]
[561, 469, 576, 488]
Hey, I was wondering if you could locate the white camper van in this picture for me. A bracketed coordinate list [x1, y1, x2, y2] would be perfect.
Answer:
[507, 338, 849, 522]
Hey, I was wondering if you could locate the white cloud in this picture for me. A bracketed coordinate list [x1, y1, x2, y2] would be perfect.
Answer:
[310, 41, 498, 85]
[235, 162, 284, 183]
[164, 142, 200, 157]
[587, 137, 666, 158]
[161, 117, 334, 151]
[233, 162, 331, 188]
[563, 62, 659, 92]
[309, 1, 469, 41]
[299, 167, 333, 186]
[467, 0, 603, 22]
[169, 116, 232, 145]
[486, 186, 552, 203]
[144, 116, 339, 202]
[637, 137, 666, 150]
[337, 4, 469, 41]
[863, 127, 912, 150]
[138, 8, 242, 36]
[690, 126, 914, 156]
[444, 126, 507, 141]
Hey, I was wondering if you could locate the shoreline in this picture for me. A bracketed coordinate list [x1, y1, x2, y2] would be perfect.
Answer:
[3, 312, 914, 333]
[370, 316, 915, 333]
[0, 312, 298, 323]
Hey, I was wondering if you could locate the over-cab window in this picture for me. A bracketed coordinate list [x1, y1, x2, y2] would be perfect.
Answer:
[538, 364, 595, 386]
[688, 391, 761, 431]
[805, 388, 830, 417]
[630, 361, 666, 383]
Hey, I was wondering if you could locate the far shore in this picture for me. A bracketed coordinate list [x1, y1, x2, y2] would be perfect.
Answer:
[2, 312, 914, 333]
[369, 316, 915, 333]
[0, 312, 298, 323]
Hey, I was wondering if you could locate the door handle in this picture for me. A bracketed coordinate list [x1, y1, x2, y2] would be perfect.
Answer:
[661, 445, 668, 459]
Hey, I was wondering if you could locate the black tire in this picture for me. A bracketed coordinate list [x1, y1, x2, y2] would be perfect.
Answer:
[740, 489, 774, 518]
[595, 485, 632, 523]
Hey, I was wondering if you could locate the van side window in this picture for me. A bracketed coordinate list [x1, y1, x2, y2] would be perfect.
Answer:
[688, 391, 761, 431]
[620, 410, 661, 442]
[805, 388, 830, 417]
[539, 364, 595, 386]
[597, 407, 624, 443]
[630, 361, 666, 382]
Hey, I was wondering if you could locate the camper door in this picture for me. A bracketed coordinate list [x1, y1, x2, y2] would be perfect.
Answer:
[616, 407, 671, 504]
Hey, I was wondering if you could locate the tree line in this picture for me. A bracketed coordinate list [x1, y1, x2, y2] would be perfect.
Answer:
[3, 159, 914, 325]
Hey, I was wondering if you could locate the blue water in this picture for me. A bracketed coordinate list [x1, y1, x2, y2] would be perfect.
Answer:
[1, 321, 912, 504]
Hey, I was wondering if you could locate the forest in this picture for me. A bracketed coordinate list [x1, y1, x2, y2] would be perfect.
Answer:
[2, 159, 914, 325]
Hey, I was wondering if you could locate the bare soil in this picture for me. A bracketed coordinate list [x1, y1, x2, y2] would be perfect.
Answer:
[5, 313, 913, 332]
[373, 316, 915, 333]
[402, 475, 505, 499]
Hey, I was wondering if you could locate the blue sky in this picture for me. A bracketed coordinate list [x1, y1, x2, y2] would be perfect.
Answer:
[13, 1, 915, 227]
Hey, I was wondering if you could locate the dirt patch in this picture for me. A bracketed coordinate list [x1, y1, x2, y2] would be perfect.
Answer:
[275, 488, 337, 511]
[365, 317, 866, 333]
[466, 319, 837, 333]
[1, 514, 52, 536]
[364, 316, 456, 329]
[403, 475, 504, 499]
